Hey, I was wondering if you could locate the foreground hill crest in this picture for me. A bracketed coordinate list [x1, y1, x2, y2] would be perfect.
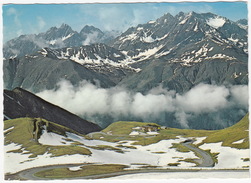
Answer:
[4, 87, 101, 134]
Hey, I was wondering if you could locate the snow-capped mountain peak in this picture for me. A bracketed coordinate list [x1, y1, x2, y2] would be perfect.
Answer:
[110, 11, 247, 64]
[3, 24, 116, 59]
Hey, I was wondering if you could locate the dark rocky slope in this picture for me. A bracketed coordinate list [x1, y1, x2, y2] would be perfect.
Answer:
[4, 88, 102, 134]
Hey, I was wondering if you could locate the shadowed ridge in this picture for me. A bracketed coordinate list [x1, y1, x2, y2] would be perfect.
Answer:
[4, 87, 102, 134]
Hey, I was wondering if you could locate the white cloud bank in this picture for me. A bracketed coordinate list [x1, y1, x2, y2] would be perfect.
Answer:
[36, 80, 248, 128]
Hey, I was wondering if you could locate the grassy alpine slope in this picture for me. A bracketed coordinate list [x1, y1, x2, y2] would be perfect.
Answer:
[4, 114, 249, 159]
[201, 113, 249, 149]
[96, 114, 249, 148]
[4, 117, 91, 158]
[4, 114, 249, 179]
[96, 121, 214, 146]
[34, 164, 128, 179]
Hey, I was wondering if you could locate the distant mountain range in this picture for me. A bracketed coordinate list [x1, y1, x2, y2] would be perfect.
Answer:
[3, 44, 138, 92]
[3, 24, 118, 59]
[3, 11, 248, 130]
[3, 11, 248, 93]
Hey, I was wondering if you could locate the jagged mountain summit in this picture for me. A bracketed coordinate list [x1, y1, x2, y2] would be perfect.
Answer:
[3, 24, 116, 59]
[110, 11, 247, 62]
[110, 12, 248, 93]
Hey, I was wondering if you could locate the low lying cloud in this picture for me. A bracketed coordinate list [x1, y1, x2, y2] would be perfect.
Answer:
[82, 31, 101, 45]
[21, 35, 49, 48]
[36, 80, 248, 128]
[176, 84, 230, 113]
[230, 85, 249, 109]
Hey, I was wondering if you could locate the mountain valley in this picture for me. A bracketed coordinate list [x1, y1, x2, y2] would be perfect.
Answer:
[2, 9, 250, 180]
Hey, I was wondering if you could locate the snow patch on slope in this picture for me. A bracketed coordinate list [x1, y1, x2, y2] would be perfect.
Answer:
[133, 45, 163, 61]
[4, 135, 199, 174]
[120, 32, 138, 42]
[62, 33, 74, 41]
[5, 132, 250, 174]
[200, 142, 249, 169]
[141, 35, 155, 43]
[232, 139, 245, 144]
[193, 137, 207, 145]
[40, 48, 48, 57]
[148, 20, 156, 24]
[38, 129, 71, 146]
[207, 17, 226, 29]
[4, 126, 14, 133]
[179, 17, 189, 25]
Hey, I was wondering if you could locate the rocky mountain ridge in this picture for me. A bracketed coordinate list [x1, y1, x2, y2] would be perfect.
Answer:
[110, 12, 248, 93]
[3, 24, 117, 59]
[36, 43, 140, 73]
[110, 12, 247, 62]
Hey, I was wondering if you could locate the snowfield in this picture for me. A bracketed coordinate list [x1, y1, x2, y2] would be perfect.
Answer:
[4, 131, 250, 176]
[200, 142, 250, 169]
[4, 133, 196, 174]
[207, 17, 226, 29]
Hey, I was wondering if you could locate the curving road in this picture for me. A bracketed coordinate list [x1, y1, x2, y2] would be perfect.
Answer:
[12, 165, 201, 180]
[182, 141, 215, 167]
[8, 140, 215, 180]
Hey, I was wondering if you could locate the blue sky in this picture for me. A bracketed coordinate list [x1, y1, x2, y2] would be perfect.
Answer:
[2, 1, 248, 42]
